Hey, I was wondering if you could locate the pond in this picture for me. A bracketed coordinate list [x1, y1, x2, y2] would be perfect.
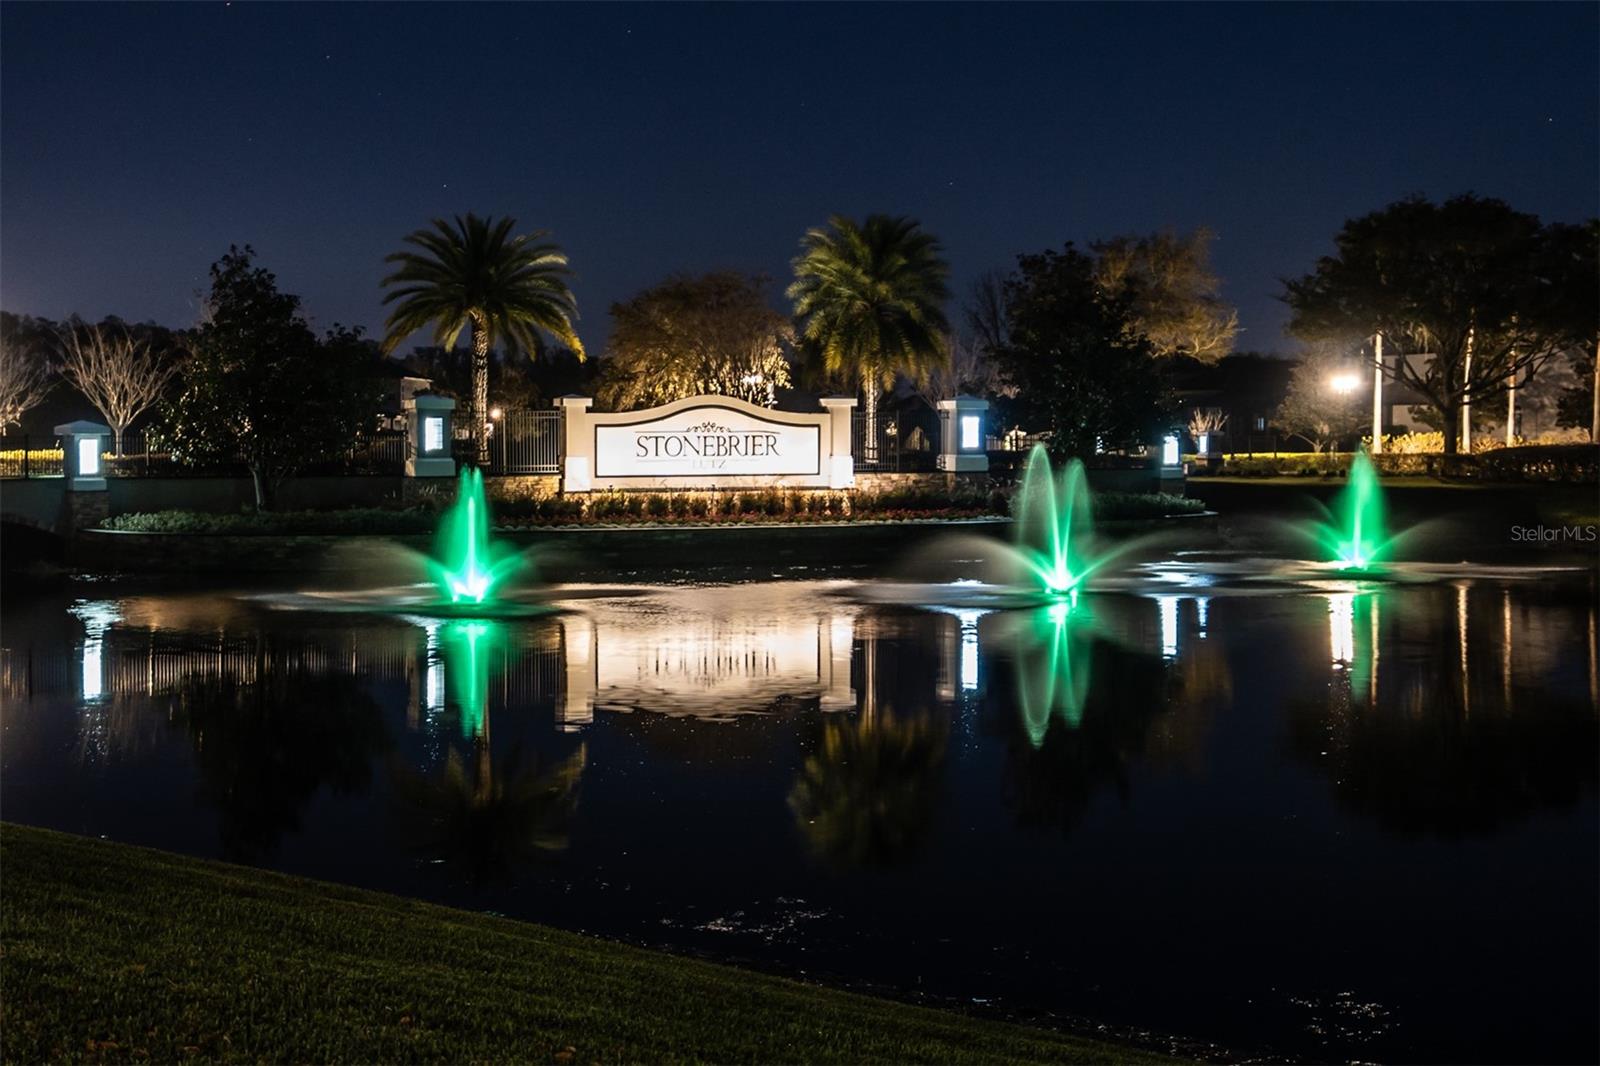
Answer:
[2, 566, 1596, 1063]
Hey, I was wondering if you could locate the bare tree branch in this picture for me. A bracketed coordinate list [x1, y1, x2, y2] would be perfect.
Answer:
[56, 321, 178, 454]
[0, 336, 52, 432]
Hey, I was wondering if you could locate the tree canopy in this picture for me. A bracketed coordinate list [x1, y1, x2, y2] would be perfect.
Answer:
[1091, 228, 1239, 362]
[1275, 344, 1369, 451]
[788, 214, 951, 394]
[165, 247, 380, 508]
[596, 273, 793, 410]
[1283, 194, 1594, 454]
[988, 244, 1168, 460]
[381, 214, 582, 463]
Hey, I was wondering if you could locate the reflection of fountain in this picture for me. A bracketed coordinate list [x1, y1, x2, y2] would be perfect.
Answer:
[1003, 597, 1095, 745]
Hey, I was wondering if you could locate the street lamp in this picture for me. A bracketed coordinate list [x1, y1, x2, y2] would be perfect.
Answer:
[1329, 372, 1361, 395]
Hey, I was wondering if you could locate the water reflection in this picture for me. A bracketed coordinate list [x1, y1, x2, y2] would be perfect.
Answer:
[993, 598, 1096, 744]
[2, 576, 1597, 1062]
[392, 743, 586, 887]
[789, 706, 948, 868]
[167, 666, 390, 861]
[988, 596, 1234, 832]
[1291, 585, 1600, 837]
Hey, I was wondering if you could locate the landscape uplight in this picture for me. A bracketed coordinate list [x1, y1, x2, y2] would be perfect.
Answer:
[1329, 372, 1361, 395]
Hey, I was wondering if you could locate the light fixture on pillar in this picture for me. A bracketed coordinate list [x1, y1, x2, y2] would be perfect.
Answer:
[937, 395, 989, 472]
[55, 420, 112, 491]
[405, 394, 457, 478]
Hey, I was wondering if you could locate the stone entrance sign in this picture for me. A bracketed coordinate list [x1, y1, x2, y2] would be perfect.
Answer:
[557, 394, 856, 491]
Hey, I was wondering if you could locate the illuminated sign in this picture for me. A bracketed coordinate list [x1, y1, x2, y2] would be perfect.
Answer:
[595, 404, 820, 478]
[422, 416, 445, 454]
[77, 437, 100, 476]
[960, 414, 980, 450]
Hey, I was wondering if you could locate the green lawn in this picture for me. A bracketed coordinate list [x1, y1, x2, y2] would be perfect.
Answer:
[0, 825, 1172, 1064]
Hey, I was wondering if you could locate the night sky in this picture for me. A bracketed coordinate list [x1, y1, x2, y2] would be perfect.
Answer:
[3, 2, 1596, 355]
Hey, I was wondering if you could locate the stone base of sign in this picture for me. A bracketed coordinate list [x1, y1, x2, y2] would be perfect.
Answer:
[60, 489, 109, 533]
[853, 471, 993, 495]
[485, 475, 561, 503]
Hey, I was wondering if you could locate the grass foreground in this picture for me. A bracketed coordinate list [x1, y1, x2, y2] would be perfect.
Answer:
[0, 825, 1172, 1064]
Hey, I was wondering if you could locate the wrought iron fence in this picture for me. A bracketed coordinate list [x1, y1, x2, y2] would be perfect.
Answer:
[0, 428, 410, 478]
[448, 408, 562, 474]
[851, 411, 939, 472]
[0, 435, 65, 478]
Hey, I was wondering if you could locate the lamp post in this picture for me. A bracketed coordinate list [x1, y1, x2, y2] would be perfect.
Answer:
[1371, 333, 1384, 454]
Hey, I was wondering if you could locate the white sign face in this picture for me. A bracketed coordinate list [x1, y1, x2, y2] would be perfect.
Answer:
[594, 404, 821, 478]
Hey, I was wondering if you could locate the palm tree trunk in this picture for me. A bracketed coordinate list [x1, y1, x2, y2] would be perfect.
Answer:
[861, 371, 879, 465]
[1591, 334, 1598, 444]
[472, 319, 490, 467]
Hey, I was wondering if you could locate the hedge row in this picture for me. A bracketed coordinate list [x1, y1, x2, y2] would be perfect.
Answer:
[1208, 444, 1597, 483]
[97, 487, 1205, 535]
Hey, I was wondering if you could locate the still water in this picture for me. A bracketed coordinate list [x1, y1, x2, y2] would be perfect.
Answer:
[3, 572, 1597, 1063]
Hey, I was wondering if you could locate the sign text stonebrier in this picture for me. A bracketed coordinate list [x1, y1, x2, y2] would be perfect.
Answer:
[597, 407, 820, 478]
[557, 394, 857, 491]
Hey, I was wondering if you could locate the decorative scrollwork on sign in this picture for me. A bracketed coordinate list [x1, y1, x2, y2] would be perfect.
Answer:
[683, 421, 729, 434]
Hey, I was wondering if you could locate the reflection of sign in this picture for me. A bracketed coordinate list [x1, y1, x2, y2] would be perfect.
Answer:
[557, 583, 857, 720]
[595, 404, 820, 478]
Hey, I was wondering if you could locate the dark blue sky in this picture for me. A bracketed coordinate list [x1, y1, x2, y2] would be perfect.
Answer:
[3, 2, 1596, 355]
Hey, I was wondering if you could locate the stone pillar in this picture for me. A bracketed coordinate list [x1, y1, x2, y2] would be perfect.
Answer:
[403, 396, 455, 506]
[818, 396, 857, 489]
[936, 395, 990, 473]
[556, 395, 594, 493]
[54, 421, 111, 532]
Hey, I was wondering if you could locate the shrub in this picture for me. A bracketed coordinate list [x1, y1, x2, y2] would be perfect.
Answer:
[100, 507, 435, 536]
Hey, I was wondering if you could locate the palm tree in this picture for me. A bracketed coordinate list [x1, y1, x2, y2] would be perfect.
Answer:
[381, 214, 584, 464]
[788, 215, 951, 462]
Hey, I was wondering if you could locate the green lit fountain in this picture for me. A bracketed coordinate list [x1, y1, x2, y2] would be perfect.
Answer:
[1311, 453, 1396, 572]
[986, 444, 1145, 600]
[430, 468, 526, 607]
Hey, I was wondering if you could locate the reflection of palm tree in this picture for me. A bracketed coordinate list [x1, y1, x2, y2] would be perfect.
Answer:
[788, 708, 948, 869]
[168, 670, 390, 862]
[392, 741, 586, 887]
